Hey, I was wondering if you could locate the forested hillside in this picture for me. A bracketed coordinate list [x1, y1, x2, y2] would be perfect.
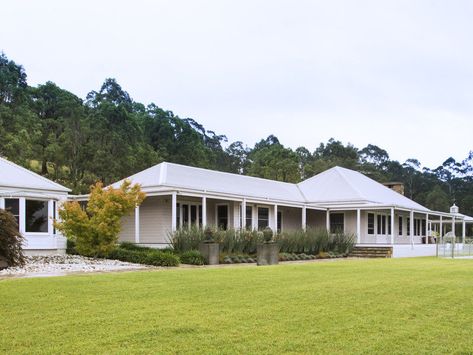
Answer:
[1, 53, 473, 214]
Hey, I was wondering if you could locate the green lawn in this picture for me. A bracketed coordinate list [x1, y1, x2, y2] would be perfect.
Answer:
[1, 258, 473, 354]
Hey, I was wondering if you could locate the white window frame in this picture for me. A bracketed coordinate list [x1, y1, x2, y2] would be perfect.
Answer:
[215, 203, 229, 230]
[257, 205, 270, 230]
[178, 200, 201, 229]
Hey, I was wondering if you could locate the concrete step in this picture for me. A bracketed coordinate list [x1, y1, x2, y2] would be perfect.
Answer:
[349, 246, 393, 258]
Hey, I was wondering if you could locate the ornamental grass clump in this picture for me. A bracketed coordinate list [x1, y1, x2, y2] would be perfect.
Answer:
[169, 226, 206, 253]
[276, 228, 355, 255]
[0, 209, 25, 267]
[169, 227, 261, 254]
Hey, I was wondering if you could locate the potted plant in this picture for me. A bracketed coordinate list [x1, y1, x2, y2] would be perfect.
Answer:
[257, 227, 279, 266]
[198, 227, 220, 265]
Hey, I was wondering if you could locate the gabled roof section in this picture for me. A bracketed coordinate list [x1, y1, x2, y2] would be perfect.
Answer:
[297, 166, 429, 211]
[0, 157, 70, 193]
[111, 162, 306, 203]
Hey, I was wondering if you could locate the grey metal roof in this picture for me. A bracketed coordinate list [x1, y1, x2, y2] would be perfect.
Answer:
[111, 162, 431, 211]
[0, 157, 70, 193]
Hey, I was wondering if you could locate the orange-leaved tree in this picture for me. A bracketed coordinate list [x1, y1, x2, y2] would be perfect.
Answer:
[55, 180, 146, 256]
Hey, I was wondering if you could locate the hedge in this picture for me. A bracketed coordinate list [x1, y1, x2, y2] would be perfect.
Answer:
[107, 247, 180, 267]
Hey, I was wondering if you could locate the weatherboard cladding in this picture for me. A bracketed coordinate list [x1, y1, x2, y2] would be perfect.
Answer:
[113, 162, 430, 212]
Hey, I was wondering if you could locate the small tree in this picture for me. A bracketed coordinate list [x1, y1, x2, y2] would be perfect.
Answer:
[55, 180, 145, 256]
[0, 209, 26, 267]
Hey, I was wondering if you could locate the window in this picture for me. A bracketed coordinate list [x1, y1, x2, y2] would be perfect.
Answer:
[217, 205, 228, 230]
[176, 203, 180, 227]
[25, 199, 48, 233]
[182, 204, 189, 226]
[388, 216, 392, 235]
[368, 213, 375, 234]
[422, 219, 426, 236]
[377, 215, 386, 235]
[190, 205, 197, 225]
[245, 206, 252, 229]
[330, 213, 344, 233]
[198, 205, 202, 226]
[258, 207, 269, 230]
[398, 216, 403, 236]
[53, 201, 56, 234]
[414, 219, 421, 236]
[79, 201, 88, 211]
[277, 211, 282, 233]
[5, 198, 19, 228]
[407, 218, 410, 235]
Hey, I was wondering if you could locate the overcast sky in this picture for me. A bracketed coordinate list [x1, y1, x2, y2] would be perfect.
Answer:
[2, 0, 473, 168]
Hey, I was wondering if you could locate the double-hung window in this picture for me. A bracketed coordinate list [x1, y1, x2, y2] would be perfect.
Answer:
[368, 213, 375, 235]
[217, 205, 229, 230]
[245, 206, 252, 229]
[330, 213, 344, 233]
[257, 207, 269, 230]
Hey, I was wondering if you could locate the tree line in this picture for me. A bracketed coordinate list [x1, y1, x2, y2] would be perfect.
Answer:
[1, 53, 473, 215]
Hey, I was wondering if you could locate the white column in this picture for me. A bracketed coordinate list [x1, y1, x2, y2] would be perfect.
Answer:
[326, 210, 330, 232]
[302, 206, 307, 231]
[425, 213, 429, 244]
[134, 205, 140, 243]
[0, 197, 4, 209]
[462, 220, 466, 244]
[241, 199, 246, 229]
[233, 202, 240, 229]
[440, 216, 443, 237]
[252, 205, 258, 230]
[171, 192, 177, 232]
[202, 196, 207, 228]
[452, 217, 456, 237]
[410, 210, 414, 247]
[48, 200, 54, 235]
[273, 204, 278, 232]
[19, 197, 26, 234]
[390, 208, 395, 245]
[356, 209, 361, 244]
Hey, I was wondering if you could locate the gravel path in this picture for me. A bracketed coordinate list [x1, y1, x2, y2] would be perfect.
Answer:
[0, 255, 148, 278]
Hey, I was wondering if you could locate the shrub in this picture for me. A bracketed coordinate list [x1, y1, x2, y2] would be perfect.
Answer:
[119, 242, 152, 252]
[55, 180, 146, 257]
[0, 209, 25, 267]
[106, 247, 180, 267]
[66, 239, 78, 255]
[180, 250, 205, 265]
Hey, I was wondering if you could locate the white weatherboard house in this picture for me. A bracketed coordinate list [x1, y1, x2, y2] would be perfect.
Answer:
[0, 157, 70, 255]
[109, 162, 473, 258]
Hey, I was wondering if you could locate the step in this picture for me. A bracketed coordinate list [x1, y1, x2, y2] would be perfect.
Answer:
[349, 246, 392, 258]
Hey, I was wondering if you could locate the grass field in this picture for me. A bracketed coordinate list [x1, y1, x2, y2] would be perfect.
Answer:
[1, 257, 473, 354]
